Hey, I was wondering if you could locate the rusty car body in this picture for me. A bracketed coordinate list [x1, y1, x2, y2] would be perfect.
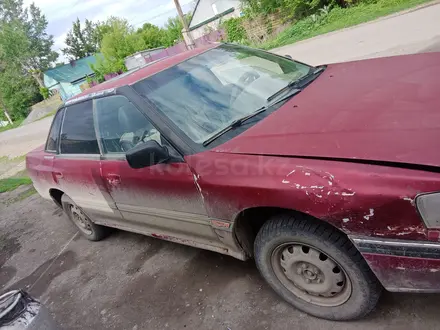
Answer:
[27, 43, 440, 320]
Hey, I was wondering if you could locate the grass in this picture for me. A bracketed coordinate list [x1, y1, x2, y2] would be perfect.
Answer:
[260, 0, 434, 50]
[0, 168, 32, 193]
[0, 155, 26, 164]
[0, 118, 24, 133]
[0, 176, 32, 193]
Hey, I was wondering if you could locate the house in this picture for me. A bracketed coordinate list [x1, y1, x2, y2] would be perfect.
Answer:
[188, 0, 242, 39]
[43, 55, 100, 101]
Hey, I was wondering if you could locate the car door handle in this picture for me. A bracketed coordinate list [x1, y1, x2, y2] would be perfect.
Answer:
[105, 174, 121, 186]
[52, 171, 63, 184]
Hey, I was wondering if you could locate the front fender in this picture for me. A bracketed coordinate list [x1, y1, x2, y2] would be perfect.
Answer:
[186, 152, 440, 240]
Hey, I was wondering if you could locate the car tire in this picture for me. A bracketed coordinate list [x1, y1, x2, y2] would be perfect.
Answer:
[254, 213, 382, 321]
[61, 194, 110, 241]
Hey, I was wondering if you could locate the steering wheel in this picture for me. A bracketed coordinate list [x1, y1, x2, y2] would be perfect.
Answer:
[230, 71, 260, 105]
[139, 129, 150, 143]
[238, 71, 260, 87]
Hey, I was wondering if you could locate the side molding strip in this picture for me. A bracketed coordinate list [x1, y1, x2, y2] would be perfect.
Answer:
[350, 236, 440, 259]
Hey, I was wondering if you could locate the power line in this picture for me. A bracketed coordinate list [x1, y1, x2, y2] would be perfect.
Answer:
[131, 7, 178, 27]
[131, 0, 196, 27]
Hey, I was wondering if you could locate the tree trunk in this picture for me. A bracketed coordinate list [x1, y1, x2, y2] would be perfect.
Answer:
[0, 97, 13, 125]
[32, 72, 45, 88]
[4, 109, 13, 125]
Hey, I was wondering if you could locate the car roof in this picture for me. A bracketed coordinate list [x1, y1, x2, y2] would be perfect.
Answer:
[68, 43, 219, 103]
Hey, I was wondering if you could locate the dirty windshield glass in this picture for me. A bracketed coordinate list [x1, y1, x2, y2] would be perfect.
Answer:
[133, 44, 311, 144]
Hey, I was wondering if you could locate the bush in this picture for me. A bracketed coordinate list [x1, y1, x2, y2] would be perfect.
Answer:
[90, 56, 126, 83]
[241, 0, 380, 20]
[222, 17, 248, 43]
[40, 87, 50, 99]
[259, 0, 428, 49]
[283, 0, 329, 19]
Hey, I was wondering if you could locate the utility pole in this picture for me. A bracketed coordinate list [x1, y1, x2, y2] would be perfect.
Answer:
[173, 0, 195, 49]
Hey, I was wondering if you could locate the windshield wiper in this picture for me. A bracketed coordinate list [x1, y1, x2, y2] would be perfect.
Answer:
[203, 88, 301, 147]
[267, 66, 325, 103]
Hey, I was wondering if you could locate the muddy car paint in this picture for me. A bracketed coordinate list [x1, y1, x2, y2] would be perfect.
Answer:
[184, 153, 440, 241]
[26, 45, 440, 295]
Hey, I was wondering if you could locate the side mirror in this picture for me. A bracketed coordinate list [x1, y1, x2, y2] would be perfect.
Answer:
[126, 140, 169, 169]
[285, 54, 293, 60]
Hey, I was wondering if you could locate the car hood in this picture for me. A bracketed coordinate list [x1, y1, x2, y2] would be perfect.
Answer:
[213, 53, 440, 167]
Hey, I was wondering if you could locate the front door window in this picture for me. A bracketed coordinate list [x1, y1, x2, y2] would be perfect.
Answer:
[94, 95, 162, 154]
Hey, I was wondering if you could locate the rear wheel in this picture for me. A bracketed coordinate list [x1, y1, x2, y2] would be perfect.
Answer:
[254, 214, 382, 320]
[61, 194, 110, 241]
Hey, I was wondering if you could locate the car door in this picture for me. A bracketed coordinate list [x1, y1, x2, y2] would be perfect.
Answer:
[95, 95, 219, 245]
[31, 108, 64, 197]
[53, 100, 122, 225]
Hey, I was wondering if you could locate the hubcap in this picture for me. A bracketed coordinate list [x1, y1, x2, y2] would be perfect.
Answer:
[70, 205, 93, 235]
[271, 243, 352, 307]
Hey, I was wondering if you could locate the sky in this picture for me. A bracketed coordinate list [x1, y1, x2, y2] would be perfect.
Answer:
[23, 0, 196, 59]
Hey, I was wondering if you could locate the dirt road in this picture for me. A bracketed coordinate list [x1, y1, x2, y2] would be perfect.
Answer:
[0, 116, 52, 159]
[0, 116, 52, 178]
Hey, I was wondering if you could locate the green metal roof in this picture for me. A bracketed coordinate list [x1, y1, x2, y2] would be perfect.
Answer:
[44, 55, 100, 84]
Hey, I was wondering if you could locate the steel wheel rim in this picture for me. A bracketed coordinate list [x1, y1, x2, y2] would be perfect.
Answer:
[271, 242, 352, 307]
[70, 205, 93, 235]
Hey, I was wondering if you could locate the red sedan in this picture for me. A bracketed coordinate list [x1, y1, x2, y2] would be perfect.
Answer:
[27, 43, 440, 320]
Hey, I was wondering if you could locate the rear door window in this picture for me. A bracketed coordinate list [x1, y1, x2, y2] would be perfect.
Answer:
[45, 108, 65, 152]
[60, 100, 99, 154]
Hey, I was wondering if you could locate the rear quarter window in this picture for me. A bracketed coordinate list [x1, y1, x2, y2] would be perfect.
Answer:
[60, 100, 99, 154]
[45, 108, 65, 152]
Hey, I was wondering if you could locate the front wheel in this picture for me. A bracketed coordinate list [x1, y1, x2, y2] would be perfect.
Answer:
[254, 214, 382, 320]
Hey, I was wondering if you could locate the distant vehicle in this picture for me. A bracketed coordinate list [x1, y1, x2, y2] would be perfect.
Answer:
[26, 43, 440, 320]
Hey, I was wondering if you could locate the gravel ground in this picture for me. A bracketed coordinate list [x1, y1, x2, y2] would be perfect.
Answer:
[2, 189, 440, 330]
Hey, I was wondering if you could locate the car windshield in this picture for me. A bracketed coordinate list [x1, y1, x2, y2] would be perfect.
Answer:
[133, 44, 312, 144]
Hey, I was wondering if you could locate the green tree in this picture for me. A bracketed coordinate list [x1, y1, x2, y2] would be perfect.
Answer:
[91, 17, 146, 78]
[136, 22, 166, 49]
[0, 0, 53, 120]
[0, 65, 40, 120]
[162, 14, 191, 46]
[25, 3, 59, 86]
[94, 17, 120, 47]
[0, 0, 28, 23]
[100, 17, 144, 60]
[62, 18, 100, 60]
[0, 0, 57, 85]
